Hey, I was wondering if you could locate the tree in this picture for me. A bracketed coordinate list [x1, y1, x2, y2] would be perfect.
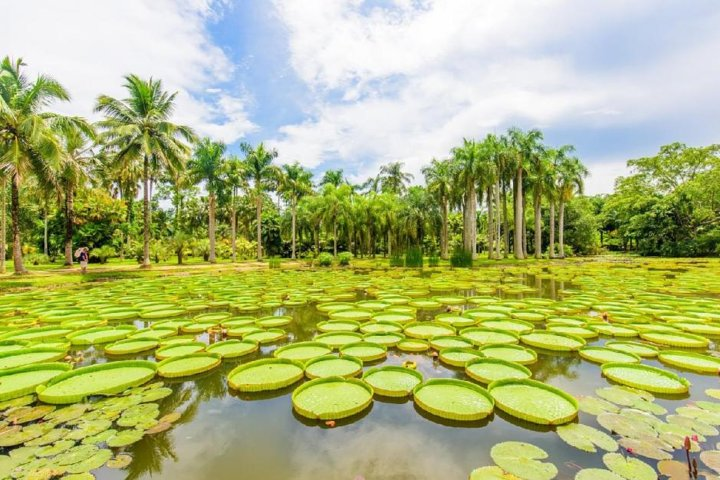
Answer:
[319, 169, 346, 187]
[221, 155, 246, 262]
[188, 137, 226, 263]
[452, 139, 483, 258]
[319, 183, 352, 256]
[378, 161, 413, 195]
[240, 142, 279, 260]
[0, 57, 71, 274]
[422, 158, 453, 259]
[277, 162, 313, 259]
[556, 155, 588, 258]
[96, 74, 195, 268]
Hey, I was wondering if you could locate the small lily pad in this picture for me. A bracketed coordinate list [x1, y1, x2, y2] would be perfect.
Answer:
[490, 441, 557, 480]
[107, 429, 145, 447]
[602, 453, 656, 480]
[557, 423, 618, 453]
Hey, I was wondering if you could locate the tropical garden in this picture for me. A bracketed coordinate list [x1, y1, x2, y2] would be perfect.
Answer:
[1, 57, 720, 480]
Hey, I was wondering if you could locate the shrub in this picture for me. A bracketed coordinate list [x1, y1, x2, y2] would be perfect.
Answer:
[25, 253, 50, 266]
[405, 247, 423, 268]
[90, 245, 116, 264]
[389, 254, 405, 267]
[317, 252, 333, 267]
[450, 248, 473, 268]
[428, 253, 440, 267]
[338, 252, 353, 266]
[268, 257, 282, 269]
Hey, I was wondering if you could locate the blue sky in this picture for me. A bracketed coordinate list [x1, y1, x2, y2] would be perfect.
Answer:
[3, 0, 720, 194]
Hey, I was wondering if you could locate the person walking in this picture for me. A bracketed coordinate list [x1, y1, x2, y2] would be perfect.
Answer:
[76, 247, 89, 274]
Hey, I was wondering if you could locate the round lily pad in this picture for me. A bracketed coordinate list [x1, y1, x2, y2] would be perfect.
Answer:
[601, 363, 690, 394]
[0, 363, 72, 401]
[479, 344, 537, 365]
[37, 360, 157, 404]
[362, 332, 405, 347]
[314, 332, 363, 349]
[460, 327, 520, 346]
[227, 358, 304, 392]
[273, 342, 332, 362]
[67, 326, 136, 345]
[604, 341, 658, 358]
[155, 341, 206, 360]
[256, 316, 292, 328]
[397, 338, 430, 352]
[104, 338, 158, 355]
[428, 336, 473, 350]
[403, 322, 455, 339]
[328, 309, 373, 322]
[317, 320, 360, 333]
[243, 328, 286, 344]
[0, 347, 68, 370]
[339, 342, 387, 362]
[578, 346, 641, 364]
[556, 423, 618, 453]
[575, 469, 624, 480]
[362, 366, 423, 397]
[465, 358, 531, 384]
[205, 339, 259, 358]
[488, 378, 578, 425]
[490, 441, 558, 480]
[639, 330, 709, 348]
[413, 378, 494, 421]
[157, 353, 221, 378]
[602, 453, 656, 480]
[438, 347, 483, 367]
[658, 350, 720, 373]
[304, 355, 363, 379]
[520, 331, 586, 351]
[292, 376, 373, 420]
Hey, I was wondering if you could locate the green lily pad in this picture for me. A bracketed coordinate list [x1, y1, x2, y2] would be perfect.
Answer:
[460, 327, 519, 346]
[470, 465, 522, 479]
[338, 342, 387, 362]
[520, 331, 585, 351]
[578, 396, 620, 415]
[362, 332, 405, 347]
[439, 347, 483, 367]
[403, 322, 455, 339]
[658, 350, 720, 373]
[557, 423, 618, 453]
[604, 341, 659, 358]
[602, 453, 656, 480]
[0, 363, 72, 401]
[104, 338, 158, 355]
[639, 331, 709, 348]
[274, 342, 332, 362]
[304, 355, 362, 379]
[488, 378, 577, 425]
[107, 429, 145, 447]
[397, 339, 430, 352]
[227, 358, 304, 392]
[616, 437, 672, 460]
[67, 326, 136, 346]
[428, 336, 473, 350]
[413, 378, 494, 421]
[490, 441, 558, 480]
[466, 358, 532, 384]
[205, 339, 258, 359]
[601, 363, 690, 394]
[157, 353, 221, 378]
[479, 345, 537, 365]
[574, 469, 624, 480]
[314, 332, 364, 349]
[243, 328, 286, 344]
[578, 347, 640, 364]
[292, 376, 373, 420]
[362, 366, 423, 397]
[0, 347, 68, 370]
[155, 341, 206, 360]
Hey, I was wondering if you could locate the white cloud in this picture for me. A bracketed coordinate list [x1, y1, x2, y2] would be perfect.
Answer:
[1, 0, 256, 144]
[269, 0, 720, 185]
[585, 159, 632, 196]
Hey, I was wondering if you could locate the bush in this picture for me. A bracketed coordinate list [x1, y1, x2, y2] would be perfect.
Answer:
[338, 252, 353, 266]
[405, 247, 423, 268]
[268, 257, 282, 269]
[428, 253, 440, 267]
[317, 252, 333, 267]
[450, 248, 473, 268]
[90, 245, 116, 264]
[25, 253, 50, 266]
[389, 254, 405, 267]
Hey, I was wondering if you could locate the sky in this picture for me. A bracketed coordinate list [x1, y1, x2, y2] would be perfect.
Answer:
[3, 0, 719, 195]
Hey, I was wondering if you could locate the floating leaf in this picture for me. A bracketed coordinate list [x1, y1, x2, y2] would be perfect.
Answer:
[667, 414, 718, 436]
[657, 460, 690, 480]
[488, 379, 577, 425]
[304, 355, 363, 379]
[36, 439, 76, 457]
[470, 466, 521, 479]
[701, 451, 720, 474]
[292, 376, 373, 420]
[64, 449, 112, 474]
[556, 423, 618, 453]
[106, 429, 144, 447]
[227, 358, 304, 392]
[362, 366, 422, 397]
[578, 396, 620, 415]
[617, 437, 672, 460]
[490, 441, 557, 480]
[413, 379, 494, 421]
[601, 363, 690, 394]
[574, 469, 625, 480]
[603, 453, 657, 480]
[106, 454, 132, 469]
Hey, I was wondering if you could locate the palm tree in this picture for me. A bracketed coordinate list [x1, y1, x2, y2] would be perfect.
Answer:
[478, 134, 501, 259]
[188, 137, 226, 263]
[277, 162, 313, 259]
[222, 155, 246, 262]
[545, 146, 574, 258]
[378, 161, 413, 195]
[0, 57, 71, 274]
[526, 142, 551, 259]
[507, 127, 544, 259]
[452, 139, 483, 258]
[319, 183, 352, 256]
[319, 169, 346, 187]
[557, 155, 588, 258]
[0, 172, 6, 273]
[240, 142, 279, 261]
[422, 158, 453, 259]
[96, 74, 195, 268]
[55, 117, 97, 266]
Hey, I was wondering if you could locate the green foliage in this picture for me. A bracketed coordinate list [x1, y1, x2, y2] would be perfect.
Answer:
[405, 246, 424, 268]
[316, 252, 333, 267]
[450, 248, 473, 268]
[428, 253, 440, 267]
[389, 254, 405, 268]
[337, 252, 352, 266]
[90, 245, 116, 264]
[267, 257, 282, 269]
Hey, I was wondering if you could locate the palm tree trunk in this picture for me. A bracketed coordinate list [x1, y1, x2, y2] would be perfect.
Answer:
[291, 199, 297, 259]
[64, 186, 74, 266]
[11, 174, 25, 274]
[387, 229, 392, 257]
[256, 191, 262, 261]
[124, 196, 133, 260]
[464, 183, 477, 258]
[534, 193, 542, 259]
[495, 180, 502, 259]
[230, 199, 237, 263]
[43, 208, 49, 257]
[0, 177, 5, 274]
[502, 181, 509, 258]
[522, 193, 528, 257]
[559, 200, 566, 258]
[208, 192, 216, 263]
[549, 201, 556, 258]
[513, 169, 524, 259]
[141, 156, 151, 268]
[486, 186, 494, 259]
[333, 220, 338, 257]
[440, 198, 449, 260]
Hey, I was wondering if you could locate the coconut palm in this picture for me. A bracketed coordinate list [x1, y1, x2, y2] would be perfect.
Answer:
[319, 183, 352, 256]
[319, 169, 346, 187]
[526, 142, 552, 259]
[96, 74, 195, 268]
[222, 155, 246, 262]
[478, 134, 501, 259]
[0, 173, 6, 273]
[422, 158, 453, 259]
[557, 155, 588, 258]
[507, 127, 544, 259]
[55, 117, 97, 266]
[452, 139, 483, 258]
[0, 57, 73, 274]
[378, 161, 414, 195]
[277, 162, 313, 259]
[188, 137, 226, 263]
[240, 142, 279, 261]
[545, 146, 574, 258]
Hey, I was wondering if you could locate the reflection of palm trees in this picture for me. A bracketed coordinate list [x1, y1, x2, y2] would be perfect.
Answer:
[530, 353, 581, 382]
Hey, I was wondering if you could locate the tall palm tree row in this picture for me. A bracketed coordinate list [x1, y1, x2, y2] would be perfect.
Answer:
[239, 142, 279, 261]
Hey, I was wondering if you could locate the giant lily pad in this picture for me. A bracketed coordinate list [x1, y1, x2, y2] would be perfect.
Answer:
[67, 326, 136, 345]
[157, 353, 221, 378]
[292, 376, 373, 420]
[274, 342, 332, 362]
[339, 342, 387, 362]
[658, 350, 720, 373]
[556, 423, 618, 453]
[243, 328, 286, 344]
[362, 366, 422, 397]
[227, 358, 304, 392]
[466, 358, 531, 384]
[578, 346, 641, 364]
[0, 347, 68, 370]
[155, 341, 206, 360]
[604, 341, 658, 358]
[460, 327, 519, 346]
[439, 347, 483, 367]
[304, 355, 363, 379]
[104, 338, 158, 355]
[413, 378, 494, 421]
[403, 322, 455, 339]
[490, 441, 557, 480]
[520, 331, 585, 351]
[0, 363, 72, 401]
[639, 331, 709, 348]
[206, 339, 259, 358]
[470, 466, 523, 479]
[479, 344, 537, 365]
[314, 332, 363, 349]
[488, 378, 578, 425]
[601, 363, 690, 394]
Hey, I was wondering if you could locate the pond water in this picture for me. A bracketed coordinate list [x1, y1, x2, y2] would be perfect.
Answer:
[2, 259, 720, 479]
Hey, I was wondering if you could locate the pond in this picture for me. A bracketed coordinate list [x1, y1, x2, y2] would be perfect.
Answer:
[1, 258, 720, 479]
